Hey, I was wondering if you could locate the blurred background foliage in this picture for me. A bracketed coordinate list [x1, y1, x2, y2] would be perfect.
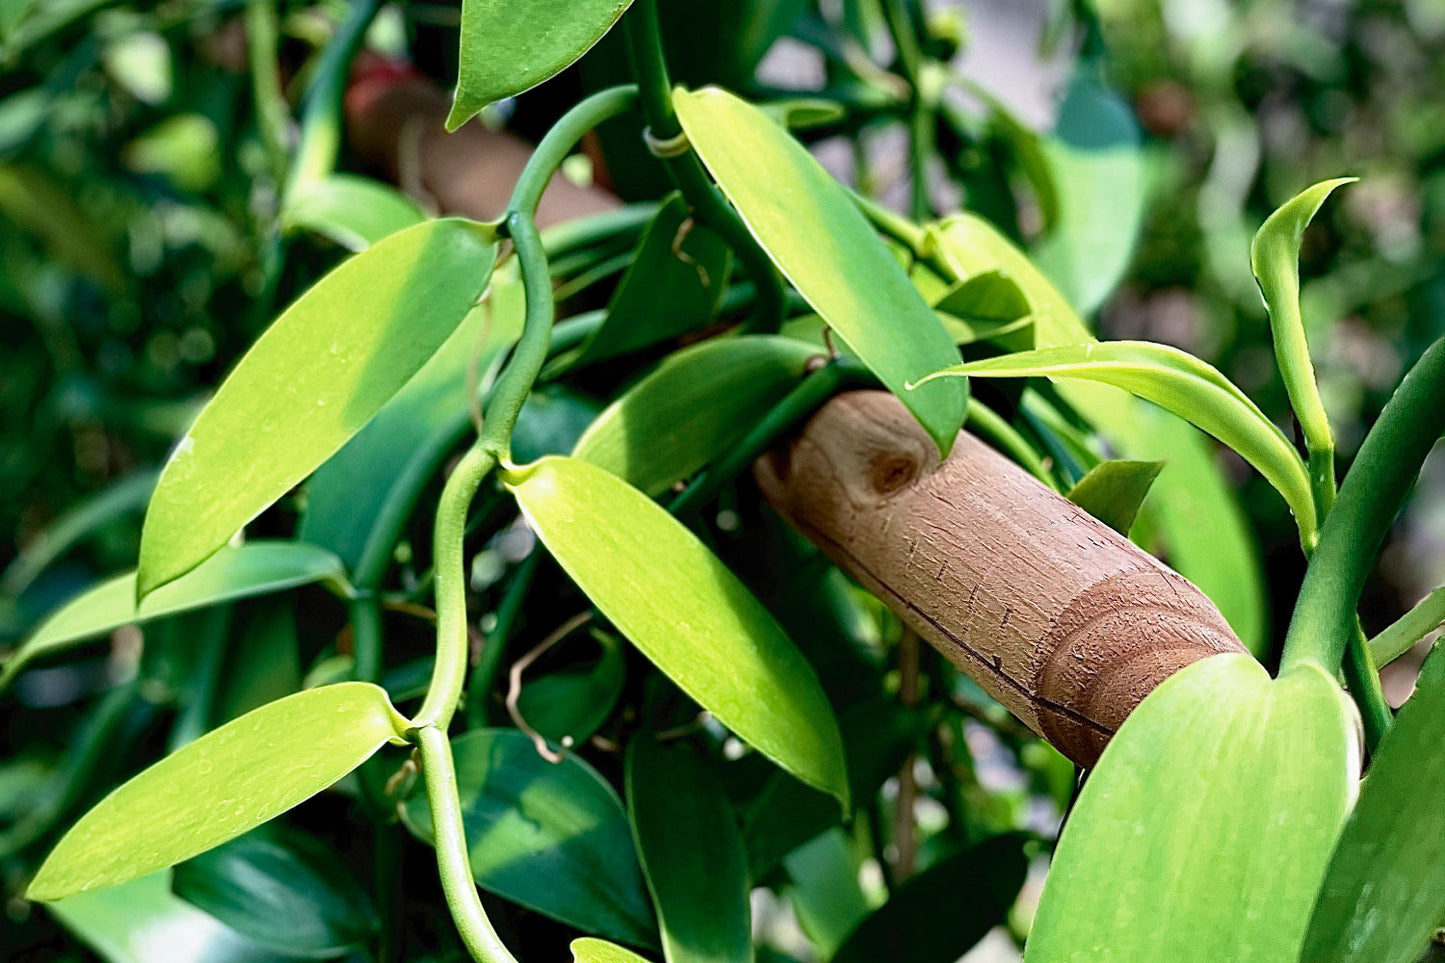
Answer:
[2, 0, 1444, 961]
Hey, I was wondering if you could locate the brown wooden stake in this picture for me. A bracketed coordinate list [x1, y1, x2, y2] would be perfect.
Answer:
[755, 391, 1247, 768]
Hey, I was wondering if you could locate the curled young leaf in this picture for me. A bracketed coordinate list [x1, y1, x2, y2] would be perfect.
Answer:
[1065, 459, 1164, 535]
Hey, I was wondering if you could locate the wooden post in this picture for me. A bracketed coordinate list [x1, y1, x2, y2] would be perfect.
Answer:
[754, 391, 1247, 768]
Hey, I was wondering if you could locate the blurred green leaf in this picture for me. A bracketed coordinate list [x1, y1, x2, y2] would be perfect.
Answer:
[0, 163, 124, 290]
[628, 738, 753, 963]
[1025, 655, 1357, 960]
[674, 86, 966, 455]
[1300, 643, 1445, 963]
[573, 939, 656, 963]
[283, 174, 426, 252]
[173, 823, 376, 959]
[831, 834, 1028, 963]
[1, 542, 347, 690]
[1066, 459, 1164, 534]
[139, 218, 497, 597]
[1370, 586, 1445, 667]
[448, 0, 636, 129]
[211, 601, 303, 725]
[572, 335, 818, 496]
[401, 728, 656, 947]
[28, 683, 403, 901]
[916, 341, 1315, 545]
[781, 828, 870, 958]
[516, 626, 625, 746]
[506, 456, 849, 806]
[123, 114, 220, 192]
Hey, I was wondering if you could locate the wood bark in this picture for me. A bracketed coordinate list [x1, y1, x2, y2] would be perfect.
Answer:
[754, 391, 1247, 768]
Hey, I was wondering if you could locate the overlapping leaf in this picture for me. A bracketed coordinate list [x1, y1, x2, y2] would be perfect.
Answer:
[283, 174, 426, 252]
[1066, 459, 1164, 535]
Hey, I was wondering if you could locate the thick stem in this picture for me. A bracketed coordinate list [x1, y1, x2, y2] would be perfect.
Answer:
[1344, 622, 1391, 750]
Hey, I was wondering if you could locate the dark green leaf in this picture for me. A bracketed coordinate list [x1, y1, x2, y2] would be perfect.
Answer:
[139, 218, 497, 597]
[516, 627, 625, 746]
[211, 601, 303, 725]
[674, 86, 966, 454]
[401, 728, 656, 947]
[780, 828, 870, 957]
[1065, 459, 1164, 534]
[628, 738, 752, 963]
[512, 385, 605, 464]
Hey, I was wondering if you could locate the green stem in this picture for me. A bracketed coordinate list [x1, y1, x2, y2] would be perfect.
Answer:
[1344, 621, 1391, 750]
[880, 0, 930, 220]
[1370, 585, 1445, 668]
[540, 203, 657, 260]
[507, 86, 640, 222]
[352, 594, 384, 684]
[966, 398, 1060, 491]
[1308, 444, 1336, 535]
[414, 725, 519, 963]
[244, 0, 290, 184]
[466, 548, 541, 727]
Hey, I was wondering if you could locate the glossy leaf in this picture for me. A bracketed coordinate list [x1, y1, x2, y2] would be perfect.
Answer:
[916, 341, 1315, 543]
[1250, 177, 1354, 454]
[628, 738, 752, 963]
[831, 834, 1028, 963]
[448, 0, 635, 129]
[1370, 586, 1445, 667]
[572, 336, 818, 496]
[401, 728, 656, 946]
[139, 218, 497, 597]
[1066, 459, 1163, 535]
[1025, 655, 1358, 961]
[1, 542, 347, 690]
[283, 173, 426, 252]
[573, 939, 655, 963]
[173, 824, 376, 958]
[27, 683, 403, 900]
[1300, 643, 1445, 963]
[674, 86, 965, 454]
[516, 626, 625, 746]
[506, 456, 848, 805]
[46, 870, 290, 963]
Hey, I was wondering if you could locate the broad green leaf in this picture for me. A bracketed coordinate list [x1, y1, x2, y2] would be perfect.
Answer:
[1370, 586, 1445, 667]
[572, 336, 818, 496]
[1, 542, 347, 691]
[212, 600, 303, 724]
[933, 269, 1031, 323]
[139, 218, 497, 597]
[628, 738, 752, 963]
[401, 728, 656, 947]
[781, 828, 871, 958]
[832, 834, 1028, 963]
[573, 939, 655, 963]
[283, 174, 426, 252]
[512, 385, 606, 464]
[561, 193, 732, 369]
[1066, 459, 1163, 535]
[516, 626, 625, 746]
[46, 870, 290, 963]
[1250, 178, 1354, 455]
[448, 0, 635, 129]
[299, 264, 523, 571]
[915, 341, 1315, 544]
[674, 86, 966, 454]
[27, 683, 404, 901]
[505, 456, 848, 805]
[1025, 655, 1358, 961]
[1300, 644, 1445, 963]
[173, 823, 376, 959]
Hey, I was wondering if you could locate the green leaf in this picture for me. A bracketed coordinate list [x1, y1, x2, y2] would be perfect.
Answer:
[211, 600, 303, 724]
[46, 870, 291, 963]
[831, 834, 1028, 963]
[27, 683, 403, 901]
[515, 626, 626, 746]
[572, 336, 818, 496]
[561, 192, 732, 369]
[1369, 586, 1445, 667]
[627, 738, 752, 963]
[505, 456, 848, 805]
[448, 0, 635, 129]
[139, 218, 497, 598]
[674, 86, 965, 454]
[1250, 177, 1354, 455]
[780, 828, 870, 957]
[1024, 655, 1358, 961]
[512, 385, 606, 464]
[573, 939, 656, 963]
[172, 824, 376, 959]
[400, 728, 656, 947]
[1065, 459, 1164, 535]
[283, 174, 426, 252]
[1, 542, 347, 691]
[1300, 644, 1445, 963]
[916, 341, 1315, 544]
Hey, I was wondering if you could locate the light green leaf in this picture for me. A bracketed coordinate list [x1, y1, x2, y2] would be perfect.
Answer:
[448, 0, 635, 129]
[1, 542, 347, 691]
[27, 683, 403, 901]
[283, 174, 426, 252]
[1300, 644, 1445, 963]
[1250, 177, 1354, 455]
[1369, 586, 1445, 667]
[573, 939, 655, 963]
[401, 728, 656, 947]
[1066, 459, 1163, 535]
[505, 456, 848, 805]
[1025, 655, 1358, 961]
[916, 341, 1315, 544]
[572, 336, 818, 496]
[674, 86, 965, 454]
[139, 218, 496, 597]
[46, 870, 291, 963]
[627, 738, 752, 963]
